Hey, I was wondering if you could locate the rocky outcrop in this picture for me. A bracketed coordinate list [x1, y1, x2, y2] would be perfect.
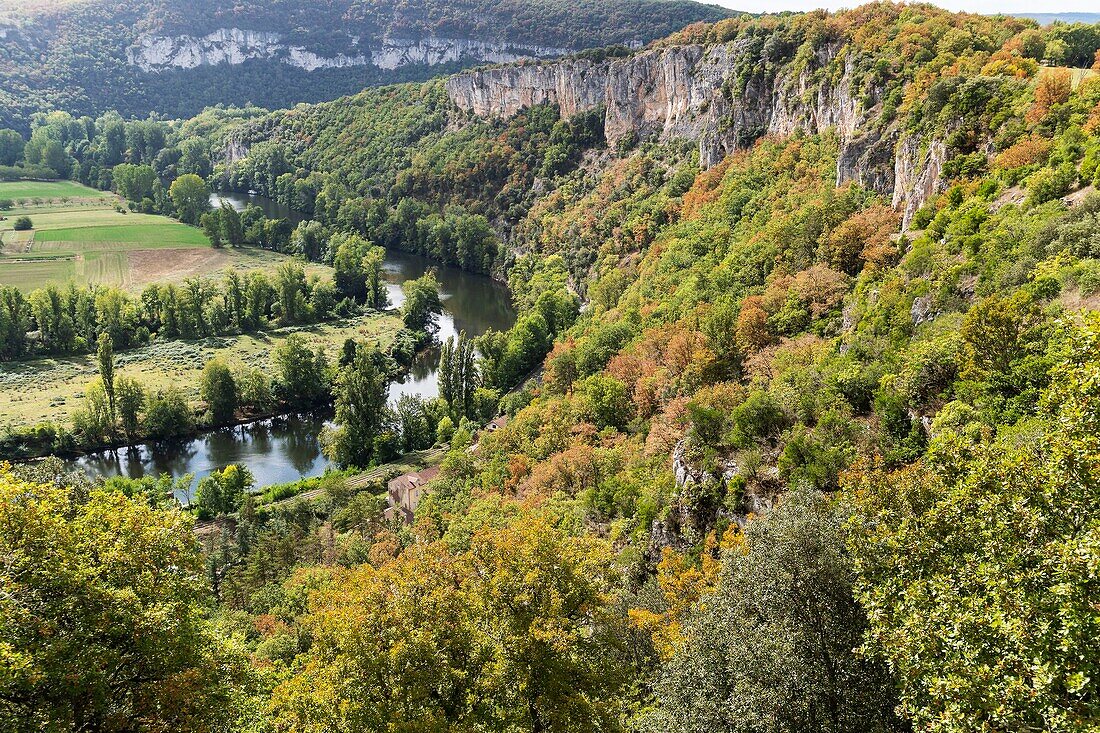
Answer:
[447, 42, 950, 222]
[128, 28, 572, 74]
[893, 136, 947, 229]
[447, 59, 608, 119]
[672, 439, 738, 489]
[448, 42, 895, 186]
[370, 37, 572, 72]
[223, 138, 250, 165]
[129, 29, 293, 72]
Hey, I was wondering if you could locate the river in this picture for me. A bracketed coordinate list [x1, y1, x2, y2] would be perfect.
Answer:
[70, 194, 515, 499]
[209, 191, 307, 224]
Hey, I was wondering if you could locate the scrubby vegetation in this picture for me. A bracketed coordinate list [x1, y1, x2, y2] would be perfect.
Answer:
[6, 4, 1100, 733]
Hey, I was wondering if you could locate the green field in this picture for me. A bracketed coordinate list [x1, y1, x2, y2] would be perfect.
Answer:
[0, 182, 304, 292]
[0, 313, 404, 433]
[36, 223, 209, 245]
[0, 180, 112, 201]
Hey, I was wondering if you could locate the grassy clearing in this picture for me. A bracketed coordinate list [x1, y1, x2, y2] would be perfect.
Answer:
[36, 223, 209, 245]
[0, 180, 111, 201]
[15, 208, 173, 230]
[0, 313, 404, 434]
[0, 190, 307, 292]
[0, 259, 77, 289]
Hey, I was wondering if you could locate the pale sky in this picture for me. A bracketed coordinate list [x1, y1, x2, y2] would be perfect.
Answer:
[709, 0, 1099, 15]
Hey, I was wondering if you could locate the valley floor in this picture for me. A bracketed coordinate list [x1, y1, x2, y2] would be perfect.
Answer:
[0, 181, 310, 292]
[0, 312, 402, 434]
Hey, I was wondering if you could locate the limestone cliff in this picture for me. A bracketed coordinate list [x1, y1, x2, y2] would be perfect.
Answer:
[128, 28, 571, 74]
[447, 43, 943, 225]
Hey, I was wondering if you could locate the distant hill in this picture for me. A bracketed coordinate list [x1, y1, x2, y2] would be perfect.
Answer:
[1013, 12, 1100, 25]
[0, 0, 737, 131]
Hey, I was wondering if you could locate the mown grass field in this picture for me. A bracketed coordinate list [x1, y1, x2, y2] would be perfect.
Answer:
[0, 313, 404, 433]
[0, 179, 112, 201]
[0, 180, 302, 291]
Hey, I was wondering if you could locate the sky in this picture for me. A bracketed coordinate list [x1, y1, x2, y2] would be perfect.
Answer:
[709, 0, 1100, 15]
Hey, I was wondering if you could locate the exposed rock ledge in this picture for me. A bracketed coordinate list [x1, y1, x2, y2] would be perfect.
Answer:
[127, 28, 573, 74]
[447, 41, 940, 220]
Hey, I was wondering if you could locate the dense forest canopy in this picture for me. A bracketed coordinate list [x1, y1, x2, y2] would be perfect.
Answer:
[3, 2, 1100, 732]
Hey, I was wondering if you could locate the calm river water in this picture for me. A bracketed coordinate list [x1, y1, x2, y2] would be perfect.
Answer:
[70, 194, 515, 498]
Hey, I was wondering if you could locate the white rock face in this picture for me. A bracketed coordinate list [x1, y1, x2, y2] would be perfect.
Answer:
[127, 28, 572, 74]
[127, 28, 285, 71]
[446, 41, 948, 217]
[287, 47, 370, 71]
[370, 36, 571, 71]
[447, 42, 881, 170]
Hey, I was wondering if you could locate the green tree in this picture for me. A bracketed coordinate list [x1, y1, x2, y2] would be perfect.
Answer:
[401, 270, 442, 333]
[96, 332, 116, 429]
[219, 202, 244, 246]
[169, 174, 210, 225]
[439, 331, 477, 419]
[178, 137, 210, 177]
[112, 163, 156, 202]
[848, 314, 1100, 733]
[269, 517, 624, 732]
[323, 346, 391, 468]
[576, 373, 631, 430]
[235, 366, 274, 412]
[193, 464, 253, 520]
[436, 415, 456, 443]
[144, 387, 192, 439]
[41, 138, 72, 177]
[393, 393, 433, 452]
[273, 261, 311, 325]
[0, 129, 25, 166]
[290, 220, 328, 261]
[0, 468, 248, 731]
[199, 358, 237, 424]
[0, 285, 31, 359]
[649, 489, 902, 733]
[115, 375, 145, 441]
[201, 211, 223, 248]
[72, 378, 113, 446]
[273, 333, 329, 404]
[332, 233, 385, 304]
[12, 216, 32, 231]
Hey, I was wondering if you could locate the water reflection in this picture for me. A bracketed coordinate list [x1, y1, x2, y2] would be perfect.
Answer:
[209, 191, 307, 225]
[68, 234, 516, 493]
[382, 249, 513, 402]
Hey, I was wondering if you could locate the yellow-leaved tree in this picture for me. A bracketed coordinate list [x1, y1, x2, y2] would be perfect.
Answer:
[0, 466, 250, 732]
[268, 516, 628, 732]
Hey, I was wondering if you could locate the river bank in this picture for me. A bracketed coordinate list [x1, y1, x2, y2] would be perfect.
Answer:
[54, 247, 516, 490]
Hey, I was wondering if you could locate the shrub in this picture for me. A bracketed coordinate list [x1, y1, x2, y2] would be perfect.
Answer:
[1076, 261, 1100, 296]
[1026, 165, 1076, 205]
[12, 216, 31, 231]
[994, 135, 1052, 170]
[729, 391, 789, 447]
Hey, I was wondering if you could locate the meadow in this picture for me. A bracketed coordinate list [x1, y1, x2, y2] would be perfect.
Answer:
[0, 312, 404, 433]
[0, 179, 112, 201]
[0, 180, 300, 291]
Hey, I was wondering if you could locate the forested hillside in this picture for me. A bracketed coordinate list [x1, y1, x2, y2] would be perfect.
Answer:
[0, 0, 734, 131]
[5, 3, 1100, 732]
